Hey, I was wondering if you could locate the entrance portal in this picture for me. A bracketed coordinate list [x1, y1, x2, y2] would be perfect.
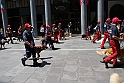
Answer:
[110, 4, 124, 20]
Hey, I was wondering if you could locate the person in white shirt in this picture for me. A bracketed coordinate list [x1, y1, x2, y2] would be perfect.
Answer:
[40, 25, 45, 38]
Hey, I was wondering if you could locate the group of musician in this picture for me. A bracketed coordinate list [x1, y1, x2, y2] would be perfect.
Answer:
[85, 17, 124, 68]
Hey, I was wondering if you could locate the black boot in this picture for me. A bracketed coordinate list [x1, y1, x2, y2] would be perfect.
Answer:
[21, 58, 26, 66]
[51, 45, 55, 50]
[89, 36, 91, 40]
[33, 58, 39, 66]
[100, 60, 108, 68]
[105, 62, 108, 68]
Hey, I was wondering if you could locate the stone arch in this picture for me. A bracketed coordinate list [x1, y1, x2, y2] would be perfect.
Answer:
[110, 4, 124, 20]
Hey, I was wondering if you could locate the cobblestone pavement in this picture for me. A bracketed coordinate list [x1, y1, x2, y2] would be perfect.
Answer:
[0, 36, 124, 83]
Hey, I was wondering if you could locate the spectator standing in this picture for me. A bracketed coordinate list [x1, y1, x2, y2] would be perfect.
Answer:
[18, 26, 23, 42]
[58, 23, 62, 40]
[40, 25, 45, 38]
[121, 20, 124, 33]
[117, 21, 122, 33]
[68, 22, 73, 37]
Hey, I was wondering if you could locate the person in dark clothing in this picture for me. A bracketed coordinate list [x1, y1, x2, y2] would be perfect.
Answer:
[21, 23, 39, 66]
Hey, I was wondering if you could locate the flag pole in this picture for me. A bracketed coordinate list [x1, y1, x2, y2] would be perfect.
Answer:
[80, 0, 87, 36]
[1, 10, 6, 36]
[1, 0, 8, 37]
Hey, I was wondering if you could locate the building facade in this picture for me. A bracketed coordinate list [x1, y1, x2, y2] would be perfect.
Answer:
[0, 0, 124, 36]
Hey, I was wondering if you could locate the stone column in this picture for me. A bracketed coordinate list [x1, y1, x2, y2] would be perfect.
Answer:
[97, 0, 104, 34]
[81, 2, 87, 35]
[1, 0, 8, 36]
[30, 0, 37, 36]
[44, 0, 51, 27]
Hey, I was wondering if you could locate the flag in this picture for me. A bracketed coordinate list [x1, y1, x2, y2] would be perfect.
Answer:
[1, 4, 4, 12]
[86, 0, 89, 5]
[80, 0, 89, 5]
[80, 0, 82, 5]
[82, 0, 85, 4]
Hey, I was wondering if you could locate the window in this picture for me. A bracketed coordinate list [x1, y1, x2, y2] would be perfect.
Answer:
[13, 1, 16, 8]
[53, 0, 69, 4]
[62, 0, 68, 3]
[20, 0, 29, 7]
[6, 1, 10, 9]
[36, 0, 44, 6]
[10, 1, 13, 8]
[6, 0, 20, 9]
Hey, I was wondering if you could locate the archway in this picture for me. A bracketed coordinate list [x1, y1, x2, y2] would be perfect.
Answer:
[110, 4, 124, 20]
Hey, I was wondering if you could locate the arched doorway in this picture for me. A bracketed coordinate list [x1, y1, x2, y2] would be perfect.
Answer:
[110, 4, 124, 20]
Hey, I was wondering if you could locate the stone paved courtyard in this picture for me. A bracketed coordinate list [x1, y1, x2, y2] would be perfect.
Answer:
[0, 37, 124, 83]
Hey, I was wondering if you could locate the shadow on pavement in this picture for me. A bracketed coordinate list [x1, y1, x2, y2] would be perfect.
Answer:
[25, 56, 52, 67]
[28, 57, 53, 60]
[13, 42, 20, 44]
[40, 56, 53, 60]
[100, 61, 124, 69]
[56, 42, 64, 44]
[106, 62, 124, 69]
[24, 61, 51, 67]
[46, 48, 61, 51]
[39, 61, 51, 67]
[53, 48, 61, 50]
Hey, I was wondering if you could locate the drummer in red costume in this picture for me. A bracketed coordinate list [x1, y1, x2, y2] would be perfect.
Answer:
[100, 17, 123, 68]
[101, 18, 111, 49]
[92, 21, 101, 43]
[85, 24, 92, 40]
